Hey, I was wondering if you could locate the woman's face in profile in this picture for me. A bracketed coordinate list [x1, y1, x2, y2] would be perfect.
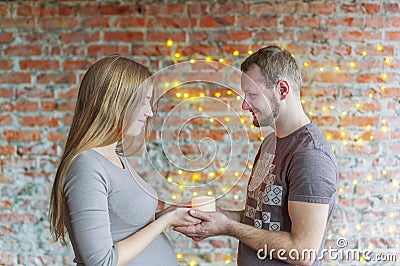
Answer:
[126, 89, 153, 137]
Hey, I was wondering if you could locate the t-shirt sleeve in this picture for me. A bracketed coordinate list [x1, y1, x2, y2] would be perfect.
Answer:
[287, 149, 338, 204]
[64, 155, 118, 266]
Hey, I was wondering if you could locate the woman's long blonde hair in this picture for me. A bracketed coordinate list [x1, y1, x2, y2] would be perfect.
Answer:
[49, 55, 152, 244]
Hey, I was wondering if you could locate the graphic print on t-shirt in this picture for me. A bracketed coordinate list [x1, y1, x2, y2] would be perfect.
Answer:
[245, 152, 282, 231]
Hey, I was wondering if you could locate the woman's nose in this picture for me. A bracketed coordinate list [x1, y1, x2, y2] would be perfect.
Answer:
[146, 108, 154, 117]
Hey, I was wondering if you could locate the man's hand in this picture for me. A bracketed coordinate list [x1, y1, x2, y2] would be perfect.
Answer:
[173, 209, 232, 241]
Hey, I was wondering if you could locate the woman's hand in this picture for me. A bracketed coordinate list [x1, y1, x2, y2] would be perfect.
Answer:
[155, 201, 191, 219]
[164, 208, 202, 227]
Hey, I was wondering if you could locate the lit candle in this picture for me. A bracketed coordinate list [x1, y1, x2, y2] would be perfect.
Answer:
[191, 196, 215, 212]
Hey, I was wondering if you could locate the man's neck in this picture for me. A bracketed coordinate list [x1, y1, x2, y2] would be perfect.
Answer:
[274, 110, 311, 138]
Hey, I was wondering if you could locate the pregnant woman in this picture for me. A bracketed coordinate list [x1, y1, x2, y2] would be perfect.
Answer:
[49, 55, 200, 265]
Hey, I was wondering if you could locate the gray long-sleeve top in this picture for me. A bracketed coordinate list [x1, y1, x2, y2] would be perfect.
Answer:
[63, 149, 177, 265]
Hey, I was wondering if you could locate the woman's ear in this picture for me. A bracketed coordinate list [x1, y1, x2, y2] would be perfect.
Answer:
[277, 80, 290, 100]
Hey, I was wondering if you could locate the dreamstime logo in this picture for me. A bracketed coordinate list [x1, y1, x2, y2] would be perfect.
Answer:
[122, 60, 276, 204]
[257, 238, 398, 263]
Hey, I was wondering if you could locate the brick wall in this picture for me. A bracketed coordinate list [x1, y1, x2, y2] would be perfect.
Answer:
[1, 0, 399, 265]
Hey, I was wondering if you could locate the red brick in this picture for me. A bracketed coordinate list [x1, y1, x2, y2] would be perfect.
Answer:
[4, 45, 42, 56]
[0, 4, 9, 16]
[59, 101, 76, 112]
[17, 144, 58, 156]
[154, 17, 195, 29]
[256, 30, 294, 42]
[63, 60, 91, 71]
[340, 116, 379, 127]
[0, 18, 35, 29]
[131, 45, 170, 56]
[356, 73, 391, 83]
[384, 3, 400, 13]
[146, 31, 186, 42]
[114, 17, 148, 28]
[16, 88, 54, 98]
[60, 32, 100, 43]
[355, 45, 395, 56]
[83, 17, 110, 28]
[15, 101, 39, 112]
[385, 31, 400, 41]
[252, 3, 296, 14]
[143, 4, 184, 15]
[58, 88, 78, 98]
[189, 31, 210, 43]
[200, 16, 235, 28]
[38, 17, 79, 30]
[178, 45, 219, 57]
[297, 3, 338, 15]
[237, 16, 278, 28]
[48, 131, 68, 142]
[325, 17, 364, 28]
[88, 45, 129, 56]
[19, 60, 59, 70]
[0, 213, 36, 223]
[0, 32, 13, 43]
[366, 17, 385, 28]
[37, 73, 75, 84]
[104, 31, 144, 42]
[0, 88, 14, 98]
[19, 116, 59, 127]
[188, 4, 208, 15]
[388, 17, 400, 27]
[17, 5, 57, 16]
[313, 72, 353, 84]
[341, 31, 382, 42]
[381, 88, 400, 98]
[0, 60, 12, 70]
[363, 4, 381, 14]
[0, 115, 13, 125]
[0, 73, 31, 84]
[100, 4, 140, 15]
[210, 3, 250, 14]
[0, 102, 15, 112]
[283, 16, 320, 28]
[298, 30, 339, 42]
[59, 5, 101, 16]
[2, 130, 41, 142]
[332, 44, 353, 56]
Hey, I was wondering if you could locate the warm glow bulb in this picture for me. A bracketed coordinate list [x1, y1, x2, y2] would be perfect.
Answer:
[219, 58, 225, 63]
[190, 58, 196, 64]
[176, 92, 182, 98]
[248, 50, 253, 55]
[233, 50, 239, 56]
[362, 51, 367, 56]
[174, 52, 181, 58]
[200, 92, 205, 97]
[303, 62, 309, 67]
[215, 92, 221, 97]
[166, 39, 174, 47]
[376, 44, 383, 51]
[205, 56, 212, 61]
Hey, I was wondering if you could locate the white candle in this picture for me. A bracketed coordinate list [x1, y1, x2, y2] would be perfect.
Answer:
[191, 196, 216, 212]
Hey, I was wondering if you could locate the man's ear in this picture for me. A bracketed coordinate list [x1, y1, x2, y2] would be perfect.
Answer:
[277, 80, 290, 100]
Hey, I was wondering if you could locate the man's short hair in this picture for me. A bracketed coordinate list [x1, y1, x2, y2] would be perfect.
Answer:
[241, 46, 302, 93]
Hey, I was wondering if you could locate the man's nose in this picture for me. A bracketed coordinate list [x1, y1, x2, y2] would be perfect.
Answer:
[242, 99, 250, 110]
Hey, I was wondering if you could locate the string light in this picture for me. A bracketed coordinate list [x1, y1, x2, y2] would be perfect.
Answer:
[362, 51, 367, 56]
[192, 191, 198, 197]
[199, 92, 205, 97]
[176, 92, 182, 98]
[215, 92, 221, 97]
[233, 50, 239, 56]
[376, 44, 383, 51]
[335, 66, 340, 71]
[209, 117, 215, 123]
[224, 117, 230, 122]
[174, 52, 181, 58]
[227, 90, 232, 95]
[166, 39, 174, 47]
[192, 174, 200, 182]
[189, 259, 198, 266]
[367, 175, 373, 181]
[167, 177, 174, 182]
[319, 67, 324, 72]
[183, 93, 189, 98]
[198, 107, 203, 112]
[178, 170, 183, 175]
[189, 58, 196, 64]
[205, 56, 212, 62]
[248, 50, 253, 55]
[219, 58, 225, 63]
[303, 62, 309, 67]
[381, 73, 388, 81]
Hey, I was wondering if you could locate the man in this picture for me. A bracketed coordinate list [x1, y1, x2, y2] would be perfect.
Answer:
[174, 46, 338, 265]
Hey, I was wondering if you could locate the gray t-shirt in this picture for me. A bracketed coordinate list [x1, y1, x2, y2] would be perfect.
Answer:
[63, 149, 177, 265]
[238, 123, 338, 265]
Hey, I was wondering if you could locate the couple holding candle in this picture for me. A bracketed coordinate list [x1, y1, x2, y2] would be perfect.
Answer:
[49, 46, 338, 265]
